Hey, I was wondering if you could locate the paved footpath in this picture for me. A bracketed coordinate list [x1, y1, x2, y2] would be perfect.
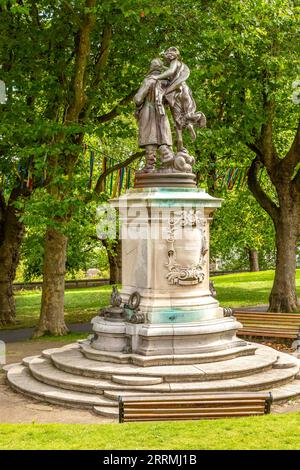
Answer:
[0, 322, 91, 343]
[0, 338, 300, 424]
[0, 339, 112, 424]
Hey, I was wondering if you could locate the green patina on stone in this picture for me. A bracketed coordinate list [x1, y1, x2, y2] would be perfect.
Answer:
[149, 307, 220, 324]
[155, 187, 203, 194]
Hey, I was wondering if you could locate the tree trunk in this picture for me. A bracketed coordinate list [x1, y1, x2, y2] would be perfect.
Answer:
[248, 249, 259, 272]
[103, 239, 122, 284]
[269, 219, 299, 312]
[0, 198, 24, 326]
[248, 157, 300, 313]
[33, 227, 69, 337]
[109, 239, 122, 284]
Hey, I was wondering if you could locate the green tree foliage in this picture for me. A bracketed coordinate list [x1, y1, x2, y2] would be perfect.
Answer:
[188, 0, 300, 311]
[210, 187, 276, 271]
[0, 0, 172, 333]
[1, 0, 300, 332]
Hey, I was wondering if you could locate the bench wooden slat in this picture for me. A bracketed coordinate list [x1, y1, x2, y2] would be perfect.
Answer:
[236, 319, 300, 323]
[123, 411, 266, 422]
[119, 392, 272, 422]
[238, 324, 299, 328]
[123, 411, 266, 418]
[236, 320, 299, 323]
[239, 327, 299, 331]
[239, 327, 299, 332]
[234, 311, 300, 317]
[121, 392, 270, 402]
[123, 400, 267, 408]
[239, 328, 299, 332]
[235, 314, 300, 318]
[235, 317, 300, 322]
[233, 310, 300, 340]
[124, 406, 265, 413]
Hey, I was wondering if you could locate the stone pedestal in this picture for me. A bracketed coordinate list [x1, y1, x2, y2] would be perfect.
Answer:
[91, 316, 244, 357]
[91, 187, 246, 362]
[6, 186, 300, 412]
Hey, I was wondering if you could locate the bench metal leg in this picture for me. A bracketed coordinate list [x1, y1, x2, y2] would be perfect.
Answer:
[119, 396, 124, 423]
[265, 392, 273, 414]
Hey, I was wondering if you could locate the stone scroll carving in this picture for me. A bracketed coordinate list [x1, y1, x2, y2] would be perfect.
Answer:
[165, 211, 208, 286]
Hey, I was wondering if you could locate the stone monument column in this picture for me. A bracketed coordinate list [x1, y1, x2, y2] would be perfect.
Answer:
[91, 47, 246, 364]
[6, 49, 300, 414]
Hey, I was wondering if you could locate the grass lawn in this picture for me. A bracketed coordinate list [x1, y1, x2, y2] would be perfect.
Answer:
[30, 332, 88, 342]
[3, 285, 113, 330]
[0, 413, 300, 450]
[4, 269, 299, 331]
[212, 269, 300, 308]
[2, 272, 300, 450]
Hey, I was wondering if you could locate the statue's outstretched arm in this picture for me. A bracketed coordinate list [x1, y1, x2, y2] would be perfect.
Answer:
[154, 61, 177, 81]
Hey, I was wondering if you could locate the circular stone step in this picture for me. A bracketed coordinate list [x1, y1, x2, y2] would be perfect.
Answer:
[111, 375, 163, 386]
[28, 355, 299, 397]
[50, 346, 278, 382]
[271, 381, 300, 402]
[29, 357, 169, 394]
[7, 365, 117, 409]
[80, 341, 258, 366]
[272, 353, 300, 369]
[5, 337, 300, 415]
[103, 367, 299, 396]
[29, 357, 110, 395]
[42, 343, 79, 359]
[93, 406, 119, 419]
[22, 355, 42, 367]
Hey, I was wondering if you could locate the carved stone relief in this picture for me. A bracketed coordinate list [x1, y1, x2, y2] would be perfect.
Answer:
[165, 210, 208, 286]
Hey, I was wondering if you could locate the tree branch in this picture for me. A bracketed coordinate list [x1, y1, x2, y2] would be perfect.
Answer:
[79, 23, 113, 122]
[29, 1, 41, 28]
[254, 69, 280, 173]
[92, 150, 143, 197]
[94, 24, 112, 86]
[247, 157, 279, 223]
[246, 142, 263, 160]
[58, 2, 82, 32]
[292, 165, 300, 192]
[65, 0, 96, 123]
[97, 90, 137, 123]
[0, 189, 6, 230]
[281, 118, 300, 173]
[259, 97, 280, 170]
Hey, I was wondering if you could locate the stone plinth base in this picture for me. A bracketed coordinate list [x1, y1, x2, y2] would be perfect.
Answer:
[112, 188, 223, 324]
[6, 341, 300, 420]
[134, 172, 196, 188]
[91, 316, 246, 364]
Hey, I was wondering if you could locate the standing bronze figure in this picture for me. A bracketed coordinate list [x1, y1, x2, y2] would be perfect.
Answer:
[134, 59, 173, 172]
[134, 47, 206, 174]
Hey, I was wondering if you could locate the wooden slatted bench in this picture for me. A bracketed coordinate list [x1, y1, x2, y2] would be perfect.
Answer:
[118, 392, 273, 423]
[234, 311, 300, 341]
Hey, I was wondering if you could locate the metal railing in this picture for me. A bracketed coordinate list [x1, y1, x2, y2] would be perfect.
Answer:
[12, 278, 110, 291]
